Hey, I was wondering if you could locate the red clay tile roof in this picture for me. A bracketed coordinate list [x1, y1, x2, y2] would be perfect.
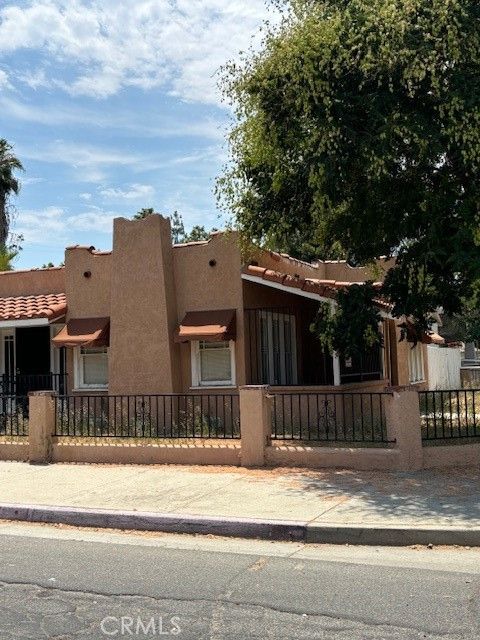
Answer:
[0, 293, 67, 321]
[243, 265, 390, 309]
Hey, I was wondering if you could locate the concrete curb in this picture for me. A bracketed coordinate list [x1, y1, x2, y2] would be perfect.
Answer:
[0, 504, 306, 542]
[305, 523, 480, 547]
[0, 503, 478, 546]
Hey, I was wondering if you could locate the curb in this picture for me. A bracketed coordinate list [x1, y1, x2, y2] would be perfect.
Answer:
[0, 504, 305, 542]
[0, 503, 478, 546]
[305, 523, 480, 547]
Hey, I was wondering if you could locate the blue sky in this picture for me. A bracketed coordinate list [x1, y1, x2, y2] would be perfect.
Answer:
[0, 0, 274, 269]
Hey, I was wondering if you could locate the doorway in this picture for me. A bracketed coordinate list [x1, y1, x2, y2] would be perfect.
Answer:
[15, 326, 51, 395]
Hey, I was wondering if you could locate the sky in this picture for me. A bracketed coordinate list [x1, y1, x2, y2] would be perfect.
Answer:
[0, 0, 275, 269]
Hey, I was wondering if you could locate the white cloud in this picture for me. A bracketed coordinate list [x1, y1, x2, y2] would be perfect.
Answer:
[79, 192, 92, 201]
[0, 0, 274, 104]
[15, 204, 118, 245]
[18, 139, 144, 182]
[0, 68, 11, 89]
[99, 183, 155, 201]
[0, 95, 226, 140]
[20, 176, 45, 186]
[68, 210, 117, 234]
[18, 67, 49, 90]
[16, 206, 67, 245]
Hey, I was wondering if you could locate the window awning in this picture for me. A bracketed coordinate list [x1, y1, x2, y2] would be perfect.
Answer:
[423, 332, 445, 346]
[403, 320, 445, 346]
[52, 317, 110, 348]
[174, 309, 236, 343]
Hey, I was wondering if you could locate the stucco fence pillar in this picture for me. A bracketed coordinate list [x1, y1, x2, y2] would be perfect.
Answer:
[28, 391, 56, 464]
[384, 388, 423, 471]
[239, 386, 272, 467]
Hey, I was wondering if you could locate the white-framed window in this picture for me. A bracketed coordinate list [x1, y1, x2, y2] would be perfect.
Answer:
[75, 347, 108, 389]
[408, 343, 425, 383]
[191, 340, 236, 387]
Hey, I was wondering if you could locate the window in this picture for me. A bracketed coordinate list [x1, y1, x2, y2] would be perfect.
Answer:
[192, 341, 235, 387]
[259, 310, 297, 385]
[408, 344, 425, 383]
[75, 347, 108, 389]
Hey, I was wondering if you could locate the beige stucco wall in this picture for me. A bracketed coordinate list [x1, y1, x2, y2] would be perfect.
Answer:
[393, 326, 429, 389]
[422, 442, 480, 469]
[324, 258, 395, 283]
[0, 440, 29, 461]
[266, 443, 400, 470]
[249, 250, 395, 285]
[52, 440, 241, 465]
[250, 250, 327, 280]
[0, 267, 65, 297]
[108, 216, 181, 395]
[64, 248, 111, 319]
[174, 232, 245, 391]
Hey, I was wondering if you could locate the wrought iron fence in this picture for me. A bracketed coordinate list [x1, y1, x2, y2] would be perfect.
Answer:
[419, 389, 480, 441]
[0, 396, 29, 436]
[55, 394, 240, 439]
[0, 374, 67, 396]
[271, 392, 390, 444]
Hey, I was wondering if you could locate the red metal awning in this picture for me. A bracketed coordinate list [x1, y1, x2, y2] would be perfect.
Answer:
[174, 309, 236, 343]
[52, 317, 110, 348]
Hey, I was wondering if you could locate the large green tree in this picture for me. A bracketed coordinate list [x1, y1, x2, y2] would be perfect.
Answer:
[219, 0, 480, 351]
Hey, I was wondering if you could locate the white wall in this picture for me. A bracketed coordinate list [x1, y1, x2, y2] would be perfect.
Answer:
[427, 345, 461, 390]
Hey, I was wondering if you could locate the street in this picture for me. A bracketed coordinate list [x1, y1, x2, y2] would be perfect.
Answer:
[0, 523, 478, 639]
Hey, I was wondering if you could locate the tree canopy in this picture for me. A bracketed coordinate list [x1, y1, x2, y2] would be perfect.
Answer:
[219, 0, 480, 351]
[134, 208, 217, 244]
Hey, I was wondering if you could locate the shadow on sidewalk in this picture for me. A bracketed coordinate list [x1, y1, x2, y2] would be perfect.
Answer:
[279, 467, 480, 523]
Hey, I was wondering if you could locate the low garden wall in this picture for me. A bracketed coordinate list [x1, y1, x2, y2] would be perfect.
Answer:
[1, 386, 479, 471]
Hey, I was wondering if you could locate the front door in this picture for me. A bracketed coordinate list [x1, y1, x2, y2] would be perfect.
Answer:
[15, 327, 51, 395]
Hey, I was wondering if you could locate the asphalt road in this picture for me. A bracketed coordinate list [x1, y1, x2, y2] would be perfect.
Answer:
[0, 523, 478, 639]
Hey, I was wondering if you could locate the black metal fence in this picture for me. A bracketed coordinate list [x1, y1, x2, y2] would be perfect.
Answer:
[55, 394, 241, 439]
[271, 392, 390, 444]
[0, 374, 67, 396]
[419, 389, 480, 441]
[0, 396, 29, 436]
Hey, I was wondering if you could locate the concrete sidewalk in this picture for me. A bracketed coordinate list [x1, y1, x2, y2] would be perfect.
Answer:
[0, 462, 478, 545]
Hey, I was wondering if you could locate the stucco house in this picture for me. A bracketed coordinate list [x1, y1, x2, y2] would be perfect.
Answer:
[0, 214, 439, 397]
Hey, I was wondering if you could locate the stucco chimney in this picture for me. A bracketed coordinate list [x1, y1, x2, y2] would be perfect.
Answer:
[108, 214, 181, 394]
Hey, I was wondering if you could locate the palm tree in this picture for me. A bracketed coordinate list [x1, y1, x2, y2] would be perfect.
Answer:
[0, 138, 23, 249]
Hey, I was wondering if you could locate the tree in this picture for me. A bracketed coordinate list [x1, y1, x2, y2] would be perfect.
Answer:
[0, 139, 23, 250]
[133, 207, 155, 220]
[0, 233, 23, 272]
[170, 210, 185, 244]
[183, 224, 217, 243]
[219, 0, 480, 351]
[133, 208, 216, 244]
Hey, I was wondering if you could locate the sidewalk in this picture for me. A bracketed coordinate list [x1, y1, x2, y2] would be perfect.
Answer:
[0, 461, 478, 545]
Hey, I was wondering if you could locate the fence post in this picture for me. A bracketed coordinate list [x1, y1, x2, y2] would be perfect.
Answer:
[384, 388, 423, 471]
[239, 386, 272, 467]
[28, 391, 56, 464]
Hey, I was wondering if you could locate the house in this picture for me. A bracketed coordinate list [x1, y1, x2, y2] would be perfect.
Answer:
[0, 214, 438, 397]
